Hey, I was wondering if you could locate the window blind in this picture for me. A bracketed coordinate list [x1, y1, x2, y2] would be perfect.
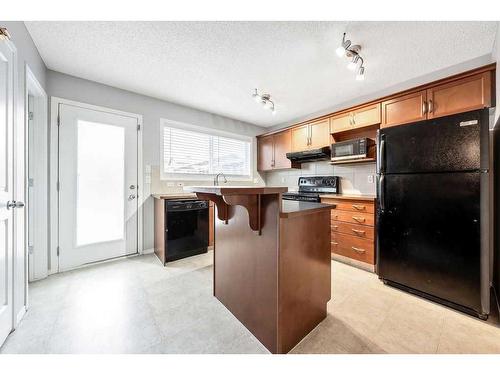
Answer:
[162, 124, 251, 177]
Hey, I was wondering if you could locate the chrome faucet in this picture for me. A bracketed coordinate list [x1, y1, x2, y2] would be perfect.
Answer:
[214, 172, 227, 186]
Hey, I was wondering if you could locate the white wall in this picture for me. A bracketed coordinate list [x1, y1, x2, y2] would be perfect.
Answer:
[265, 161, 376, 195]
[47, 70, 266, 251]
[0, 21, 47, 323]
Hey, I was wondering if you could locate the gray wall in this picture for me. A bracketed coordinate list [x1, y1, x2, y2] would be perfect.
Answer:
[0, 21, 47, 322]
[47, 70, 266, 251]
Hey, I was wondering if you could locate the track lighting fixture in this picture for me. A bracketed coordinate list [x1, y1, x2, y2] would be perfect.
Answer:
[252, 89, 276, 115]
[336, 32, 366, 81]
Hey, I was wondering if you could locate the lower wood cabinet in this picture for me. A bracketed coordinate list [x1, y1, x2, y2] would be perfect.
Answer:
[321, 197, 376, 269]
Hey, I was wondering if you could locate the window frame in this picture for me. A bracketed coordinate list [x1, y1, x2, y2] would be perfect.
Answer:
[159, 118, 254, 181]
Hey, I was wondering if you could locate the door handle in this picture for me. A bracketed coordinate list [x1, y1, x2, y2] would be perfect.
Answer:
[379, 175, 385, 211]
[428, 99, 434, 114]
[352, 216, 366, 223]
[351, 229, 366, 235]
[6, 200, 25, 210]
[128, 194, 137, 201]
[379, 139, 386, 174]
[352, 204, 366, 210]
[352, 246, 366, 254]
[129, 185, 136, 190]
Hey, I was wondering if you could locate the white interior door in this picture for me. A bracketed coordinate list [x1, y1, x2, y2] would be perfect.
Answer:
[0, 39, 15, 346]
[58, 104, 139, 271]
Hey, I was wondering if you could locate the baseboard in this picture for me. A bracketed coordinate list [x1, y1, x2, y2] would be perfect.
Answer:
[332, 253, 375, 273]
[142, 248, 155, 255]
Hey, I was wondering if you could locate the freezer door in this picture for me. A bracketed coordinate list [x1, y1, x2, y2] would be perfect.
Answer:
[379, 109, 489, 174]
[377, 172, 484, 315]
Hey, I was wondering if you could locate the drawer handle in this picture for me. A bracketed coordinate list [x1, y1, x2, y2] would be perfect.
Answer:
[332, 225, 339, 229]
[352, 246, 366, 254]
[352, 205, 366, 210]
[333, 215, 338, 220]
[352, 216, 365, 223]
[351, 229, 366, 235]
[332, 241, 339, 245]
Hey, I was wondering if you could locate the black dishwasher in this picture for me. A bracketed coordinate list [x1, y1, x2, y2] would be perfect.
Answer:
[166, 200, 209, 262]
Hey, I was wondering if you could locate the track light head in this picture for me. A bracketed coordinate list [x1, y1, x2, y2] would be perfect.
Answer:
[356, 66, 365, 81]
[347, 55, 360, 71]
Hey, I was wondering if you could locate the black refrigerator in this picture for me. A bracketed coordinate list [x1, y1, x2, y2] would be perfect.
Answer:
[376, 109, 491, 319]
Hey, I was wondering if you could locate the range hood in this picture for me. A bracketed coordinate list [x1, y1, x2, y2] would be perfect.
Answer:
[286, 146, 331, 163]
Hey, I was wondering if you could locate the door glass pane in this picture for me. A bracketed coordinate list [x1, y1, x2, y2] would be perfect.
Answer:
[0, 56, 8, 190]
[76, 120, 125, 246]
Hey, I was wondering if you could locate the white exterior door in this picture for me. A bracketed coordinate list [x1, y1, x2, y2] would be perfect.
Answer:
[58, 104, 139, 271]
[0, 38, 15, 346]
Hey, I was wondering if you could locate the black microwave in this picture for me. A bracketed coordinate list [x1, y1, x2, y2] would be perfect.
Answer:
[331, 138, 375, 162]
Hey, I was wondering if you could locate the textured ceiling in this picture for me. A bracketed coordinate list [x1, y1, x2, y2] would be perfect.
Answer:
[26, 21, 497, 127]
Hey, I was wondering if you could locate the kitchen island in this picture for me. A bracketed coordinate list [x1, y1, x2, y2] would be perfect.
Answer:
[186, 186, 335, 354]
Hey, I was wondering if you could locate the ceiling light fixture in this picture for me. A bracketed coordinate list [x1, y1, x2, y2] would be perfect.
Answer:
[336, 32, 366, 81]
[252, 89, 276, 115]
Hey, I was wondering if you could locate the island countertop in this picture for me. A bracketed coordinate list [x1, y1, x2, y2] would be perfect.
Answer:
[185, 186, 288, 195]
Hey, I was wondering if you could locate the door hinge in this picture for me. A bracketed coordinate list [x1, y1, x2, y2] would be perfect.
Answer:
[137, 124, 141, 131]
[56, 246, 60, 256]
[28, 111, 34, 121]
[28, 245, 34, 255]
[56, 181, 60, 191]
[28, 178, 34, 187]
[0, 28, 11, 41]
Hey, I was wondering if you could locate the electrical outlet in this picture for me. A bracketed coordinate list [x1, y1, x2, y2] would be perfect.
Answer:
[367, 175, 374, 184]
[281, 177, 286, 183]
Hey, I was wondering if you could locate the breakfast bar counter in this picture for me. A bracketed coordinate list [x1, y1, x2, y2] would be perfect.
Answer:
[186, 186, 335, 354]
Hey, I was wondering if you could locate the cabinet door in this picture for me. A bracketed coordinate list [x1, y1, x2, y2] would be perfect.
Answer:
[309, 119, 331, 149]
[291, 124, 310, 152]
[427, 72, 492, 119]
[330, 112, 353, 133]
[381, 90, 427, 128]
[273, 130, 292, 169]
[257, 135, 274, 171]
[353, 103, 381, 129]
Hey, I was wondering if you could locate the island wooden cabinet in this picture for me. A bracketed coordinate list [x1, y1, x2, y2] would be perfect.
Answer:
[321, 196, 376, 271]
[382, 71, 493, 128]
[291, 119, 330, 152]
[257, 130, 298, 171]
[331, 103, 381, 133]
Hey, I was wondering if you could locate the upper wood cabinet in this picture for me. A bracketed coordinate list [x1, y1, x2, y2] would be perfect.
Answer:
[273, 131, 293, 169]
[426, 72, 492, 119]
[382, 72, 493, 128]
[257, 135, 274, 171]
[309, 119, 331, 149]
[291, 119, 330, 152]
[291, 125, 309, 152]
[330, 103, 381, 133]
[257, 130, 296, 171]
[381, 90, 427, 128]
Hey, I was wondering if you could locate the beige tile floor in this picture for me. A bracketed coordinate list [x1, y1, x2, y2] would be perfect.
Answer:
[1, 252, 499, 354]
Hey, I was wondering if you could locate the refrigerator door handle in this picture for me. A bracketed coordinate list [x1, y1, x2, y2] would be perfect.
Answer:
[379, 174, 385, 211]
[379, 138, 386, 174]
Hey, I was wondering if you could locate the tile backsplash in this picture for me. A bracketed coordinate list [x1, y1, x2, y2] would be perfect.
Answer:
[264, 161, 376, 195]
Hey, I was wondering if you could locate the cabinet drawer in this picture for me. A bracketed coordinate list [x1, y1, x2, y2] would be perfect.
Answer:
[331, 210, 374, 226]
[331, 220, 374, 240]
[324, 199, 374, 213]
[331, 232, 374, 264]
